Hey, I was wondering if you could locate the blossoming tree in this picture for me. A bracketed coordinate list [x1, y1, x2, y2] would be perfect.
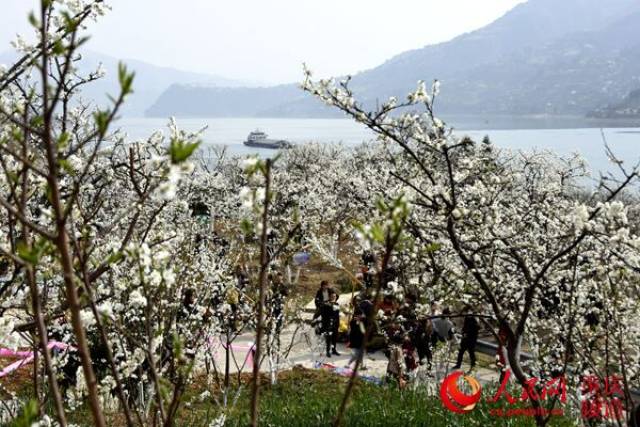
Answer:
[302, 70, 640, 426]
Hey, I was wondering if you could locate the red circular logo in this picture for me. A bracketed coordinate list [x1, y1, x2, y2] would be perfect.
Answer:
[440, 371, 482, 414]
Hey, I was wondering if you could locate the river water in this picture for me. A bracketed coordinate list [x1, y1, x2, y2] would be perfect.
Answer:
[115, 117, 640, 177]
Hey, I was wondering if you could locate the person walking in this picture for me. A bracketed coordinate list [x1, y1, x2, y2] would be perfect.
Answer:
[321, 291, 341, 357]
[453, 307, 479, 370]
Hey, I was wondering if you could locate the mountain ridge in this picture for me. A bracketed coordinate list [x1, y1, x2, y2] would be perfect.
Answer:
[0, 50, 256, 117]
[140, 0, 640, 119]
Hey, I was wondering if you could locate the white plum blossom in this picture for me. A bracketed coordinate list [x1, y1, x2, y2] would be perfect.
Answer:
[0, 318, 19, 351]
[302, 67, 640, 421]
[242, 157, 259, 170]
[128, 289, 147, 308]
[573, 204, 590, 230]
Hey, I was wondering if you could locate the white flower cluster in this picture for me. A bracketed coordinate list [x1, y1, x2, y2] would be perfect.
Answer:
[302, 66, 640, 403]
[0, 318, 19, 351]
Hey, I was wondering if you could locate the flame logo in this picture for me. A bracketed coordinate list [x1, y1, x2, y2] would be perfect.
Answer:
[439, 371, 482, 414]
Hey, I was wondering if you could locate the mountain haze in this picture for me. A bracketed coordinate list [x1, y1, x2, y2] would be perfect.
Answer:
[0, 50, 254, 117]
[81, 52, 258, 117]
[146, 0, 640, 119]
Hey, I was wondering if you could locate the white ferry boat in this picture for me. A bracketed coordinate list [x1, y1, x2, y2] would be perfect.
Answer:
[243, 130, 292, 149]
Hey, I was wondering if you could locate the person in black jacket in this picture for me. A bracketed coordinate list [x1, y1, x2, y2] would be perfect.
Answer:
[321, 291, 341, 357]
[413, 316, 433, 369]
[312, 280, 333, 329]
[453, 306, 479, 370]
[629, 403, 640, 427]
[347, 309, 366, 368]
[314, 281, 332, 311]
[314, 280, 331, 306]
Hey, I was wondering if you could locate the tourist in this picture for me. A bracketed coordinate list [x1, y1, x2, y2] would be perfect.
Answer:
[386, 334, 406, 388]
[358, 297, 374, 318]
[431, 307, 455, 347]
[413, 316, 433, 369]
[314, 280, 333, 310]
[453, 306, 479, 370]
[629, 403, 640, 427]
[398, 294, 418, 323]
[385, 319, 404, 346]
[347, 309, 366, 369]
[402, 333, 418, 373]
[321, 291, 341, 357]
[379, 294, 397, 316]
[313, 280, 333, 325]
[360, 251, 376, 289]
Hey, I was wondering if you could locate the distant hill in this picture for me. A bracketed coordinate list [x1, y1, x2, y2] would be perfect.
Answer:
[0, 50, 253, 117]
[146, 0, 640, 119]
[590, 88, 640, 119]
[145, 83, 340, 118]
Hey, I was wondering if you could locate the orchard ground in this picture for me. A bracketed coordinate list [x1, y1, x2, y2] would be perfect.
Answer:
[0, 283, 568, 427]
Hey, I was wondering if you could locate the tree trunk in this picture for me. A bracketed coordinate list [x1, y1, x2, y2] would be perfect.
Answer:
[506, 337, 547, 427]
[250, 159, 272, 427]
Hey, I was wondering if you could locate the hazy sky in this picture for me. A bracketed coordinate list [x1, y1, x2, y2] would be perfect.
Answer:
[1, 0, 526, 85]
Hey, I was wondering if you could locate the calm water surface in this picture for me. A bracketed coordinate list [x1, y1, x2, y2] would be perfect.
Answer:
[115, 117, 640, 177]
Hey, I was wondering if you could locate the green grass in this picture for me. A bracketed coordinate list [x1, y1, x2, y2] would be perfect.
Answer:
[2, 367, 579, 426]
[177, 369, 578, 427]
